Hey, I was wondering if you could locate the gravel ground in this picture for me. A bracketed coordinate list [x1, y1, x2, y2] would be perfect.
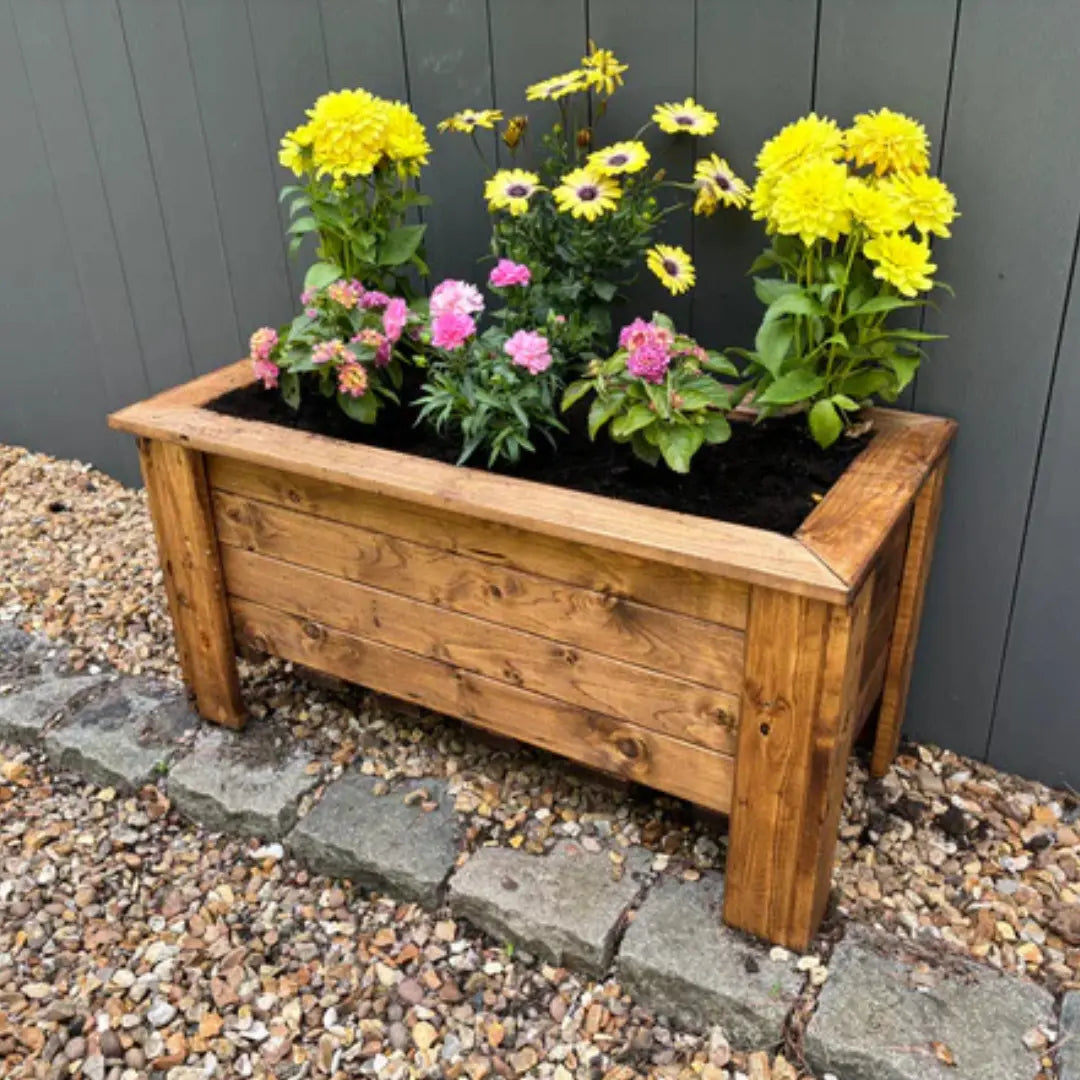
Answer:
[2, 442, 1079, 1004]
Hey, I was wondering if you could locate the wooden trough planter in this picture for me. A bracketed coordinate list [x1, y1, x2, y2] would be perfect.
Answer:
[110, 360, 955, 949]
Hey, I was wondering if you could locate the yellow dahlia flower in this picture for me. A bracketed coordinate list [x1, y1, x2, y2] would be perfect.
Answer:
[647, 244, 696, 295]
[437, 108, 503, 134]
[846, 108, 929, 176]
[306, 88, 387, 180]
[863, 233, 936, 297]
[652, 98, 718, 137]
[587, 141, 650, 176]
[692, 154, 750, 212]
[552, 167, 620, 221]
[526, 70, 591, 102]
[581, 44, 627, 96]
[484, 169, 542, 216]
[755, 113, 844, 177]
[769, 159, 852, 245]
[279, 123, 315, 177]
[749, 172, 781, 225]
[381, 100, 430, 174]
[846, 177, 909, 235]
[888, 172, 958, 238]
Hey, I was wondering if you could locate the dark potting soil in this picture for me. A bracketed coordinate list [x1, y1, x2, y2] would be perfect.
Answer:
[207, 380, 870, 536]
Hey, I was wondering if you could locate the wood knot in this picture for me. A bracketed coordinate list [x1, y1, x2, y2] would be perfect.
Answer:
[252, 634, 269, 653]
[615, 736, 643, 760]
[287, 488, 302, 505]
[302, 621, 324, 641]
[488, 584, 503, 599]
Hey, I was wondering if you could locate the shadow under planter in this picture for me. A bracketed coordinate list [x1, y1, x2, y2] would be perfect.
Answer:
[109, 360, 956, 950]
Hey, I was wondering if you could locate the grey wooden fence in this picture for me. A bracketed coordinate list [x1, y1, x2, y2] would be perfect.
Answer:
[2, 0, 1078, 787]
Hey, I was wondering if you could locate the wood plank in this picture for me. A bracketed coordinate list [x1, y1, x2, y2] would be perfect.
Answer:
[212, 490, 745, 691]
[230, 598, 735, 813]
[858, 509, 910, 684]
[108, 381, 850, 602]
[723, 578, 873, 949]
[138, 438, 244, 728]
[221, 546, 739, 751]
[209, 454, 750, 629]
[871, 457, 949, 777]
[318, 0, 408, 98]
[796, 409, 956, 589]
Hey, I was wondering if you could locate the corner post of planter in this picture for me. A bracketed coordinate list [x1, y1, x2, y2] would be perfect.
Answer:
[723, 579, 873, 950]
[137, 437, 245, 729]
[870, 454, 950, 778]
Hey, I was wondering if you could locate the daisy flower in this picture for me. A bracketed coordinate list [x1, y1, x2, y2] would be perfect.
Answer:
[692, 154, 750, 213]
[552, 167, 621, 221]
[646, 244, 696, 295]
[580, 44, 627, 96]
[526, 70, 591, 102]
[588, 141, 650, 177]
[652, 97, 718, 137]
[437, 108, 504, 134]
[484, 169, 542, 216]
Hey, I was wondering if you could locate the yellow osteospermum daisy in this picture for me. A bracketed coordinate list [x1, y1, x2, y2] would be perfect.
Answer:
[846, 177, 910, 235]
[484, 169, 542, 216]
[437, 108, 503, 134]
[381, 100, 430, 174]
[652, 97, 718, 137]
[846, 108, 929, 176]
[755, 113, 844, 177]
[526, 70, 591, 102]
[692, 154, 750, 213]
[863, 233, 936, 296]
[306, 88, 387, 180]
[279, 123, 315, 177]
[888, 172, 958, 237]
[552, 167, 620, 221]
[769, 158, 852, 245]
[581, 43, 627, 96]
[647, 244, 696, 295]
[588, 141, 650, 177]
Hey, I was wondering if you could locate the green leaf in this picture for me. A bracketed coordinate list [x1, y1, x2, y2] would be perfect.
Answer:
[849, 294, 919, 317]
[651, 311, 675, 333]
[279, 371, 301, 410]
[752, 277, 803, 306]
[629, 433, 661, 466]
[303, 261, 343, 292]
[656, 424, 705, 473]
[701, 350, 739, 377]
[756, 368, 825, 406]
[286, 215, 317, 236]
[884, 351, 920, 392]
[809, 399, 843, 448]
[610, 404, 656, 439]
[838, 370, 891, 400]
[825, 257, 848, 285]
[831, 393, 860, 411]
[587, 394, 624, 439]
[701, 414, 732, 444]
[754, 319, 794, 378]
[337, 390, 379, 424]
[592, 279, 617, 302]
[288, 195, 311, 218]
[881, 328, 946, 342]
[561, 380, 593, 411]
[377, 224, 426, 266]
[763, 291, 823, 321]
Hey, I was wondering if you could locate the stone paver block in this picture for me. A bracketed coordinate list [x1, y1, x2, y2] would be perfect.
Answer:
[44, 680, 198, 791]
[447, 840, 649, 974]
[0, 673, 109, 745]
[805, 927, 1055, 1080]
[1060, 992, 1080, 1080]
[166, 727, 319, 839]
[289, 771, 460, 906]
[616, 872, 802, 1047]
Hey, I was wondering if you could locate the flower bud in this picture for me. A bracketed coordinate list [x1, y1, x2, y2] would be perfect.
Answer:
[576, 128, 592, 148]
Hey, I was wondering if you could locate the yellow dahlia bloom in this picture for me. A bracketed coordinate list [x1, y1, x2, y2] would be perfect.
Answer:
[846, 177, 909, 235]
[647, 244, 696, 295]
[692, 154, 750, 212]
[652, 98, 718, 137]
[846, 108, 929, 176]
[279, 123, 315, 177]
[381, 100, 430, 174]
[306, 88, 387, 180]
[755, 113, 844, 176]
[526, 70, 591, 102]
[552, 167, 620, 221]
[888, 172, 958, 237]
[484, 169, 542, 216]
[863, 233, 936, 297]
[769, 159, 852, 245]
[587, 141, 650, 176]
[581, 44, 627, 96]
[749, 172, 781, 225]
[437, 108, 503, 134]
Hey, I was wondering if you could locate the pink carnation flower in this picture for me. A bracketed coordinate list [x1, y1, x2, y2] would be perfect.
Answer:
[337, 362, 369, 398]
[360, 290, 390, 310]
[327, 279, 365, 309]
[489, 259, 532, 288]
[431, 312, 476, 350]
[626, 342, 671, 384]
[383, 297, 409, 343]
[430, 279, 485, 319]
[504, 330, 553, 374]
[249, 327, 278, 361]
[252, 357, 279, 389]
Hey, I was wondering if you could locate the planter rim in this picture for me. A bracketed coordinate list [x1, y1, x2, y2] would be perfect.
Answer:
[109, 360, 956, 604]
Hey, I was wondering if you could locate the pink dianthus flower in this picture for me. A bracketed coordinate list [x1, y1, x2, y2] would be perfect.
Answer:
[382, 297, 409, 343]
[249, 327, 278, 361]
[504, 329, 553, 374]
[252, 357, 279, 389]
[626, 342, 671, 384]
[430, 279, 485, 319]
[489, 259, 532, 288]
[431, 312, 476, 350]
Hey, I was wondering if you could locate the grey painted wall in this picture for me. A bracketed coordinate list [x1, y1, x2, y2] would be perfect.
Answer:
[1, 0, 1077, 788]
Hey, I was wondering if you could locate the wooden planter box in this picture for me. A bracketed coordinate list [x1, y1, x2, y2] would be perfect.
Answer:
[110, 360, 955, 949]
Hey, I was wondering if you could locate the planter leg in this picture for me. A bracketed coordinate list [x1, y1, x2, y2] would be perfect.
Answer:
[138, 437, 245, 729]
[870, 456, 949, 778]
[723, 583, 872, 950]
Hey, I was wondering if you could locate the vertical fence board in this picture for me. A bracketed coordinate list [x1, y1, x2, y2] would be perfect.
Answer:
[181, 0, 293, 339]
[692, 0, 817, 350]
[319, 0, 407, 98]
[118, 0, 242, 374]
[399, 0, 494, 284]
[905, 1, 1080, 761]
[63, 0, 194, 402]
[587, 0, 696, 329]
